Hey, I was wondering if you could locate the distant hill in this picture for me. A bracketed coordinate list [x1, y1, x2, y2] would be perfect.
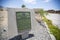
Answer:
[33, 9, 60, 14]
[46, 10, 60, 14]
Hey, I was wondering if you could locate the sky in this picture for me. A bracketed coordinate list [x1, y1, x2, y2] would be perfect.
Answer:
[0, 0, 60, 10]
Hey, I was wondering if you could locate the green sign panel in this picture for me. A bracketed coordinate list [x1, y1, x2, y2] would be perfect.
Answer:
[16, 12, 31, 32]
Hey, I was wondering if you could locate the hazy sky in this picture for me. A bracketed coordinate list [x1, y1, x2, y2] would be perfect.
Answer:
[0, 0, 60, 10]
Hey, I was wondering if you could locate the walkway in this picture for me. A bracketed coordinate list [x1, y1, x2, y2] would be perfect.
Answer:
[26, 18, 52, 40]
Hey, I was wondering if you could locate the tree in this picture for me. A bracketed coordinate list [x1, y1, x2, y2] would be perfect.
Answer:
[39, 9, 48, 20]
[21, 4, 26, 8]
[0, 6, 3, 11]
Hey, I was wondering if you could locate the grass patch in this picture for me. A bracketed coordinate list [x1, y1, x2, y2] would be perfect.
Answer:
[43, 16, 60, 40]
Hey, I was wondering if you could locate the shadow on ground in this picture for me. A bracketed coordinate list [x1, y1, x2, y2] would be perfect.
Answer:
[9, 34, 34, 40]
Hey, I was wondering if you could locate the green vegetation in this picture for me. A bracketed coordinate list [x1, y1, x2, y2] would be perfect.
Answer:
[21, 4, 26, 8]
[39, 9, 48, 17]
[39, 9, 48, 21]
[43, 16, 60, 40]
[39, 9, 60, 40]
